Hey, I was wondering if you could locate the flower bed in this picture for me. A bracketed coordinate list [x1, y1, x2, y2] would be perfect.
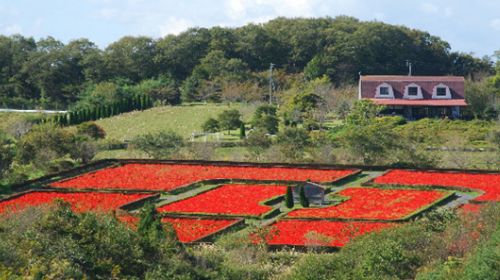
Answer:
[261, 220, 394, 247]
[372, 169, 500, 202]
[162, 217, 243, 243]
[287, 187, 450, 220]
[118, 215, 243, 243]
[157, 184, 287, 217]
[0, 191, 152, 214]
[50, 163, 357, 192]
[459, 204, 483, 213]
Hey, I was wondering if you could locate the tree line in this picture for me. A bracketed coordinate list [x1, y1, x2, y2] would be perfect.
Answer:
[0, 16, 494, 109]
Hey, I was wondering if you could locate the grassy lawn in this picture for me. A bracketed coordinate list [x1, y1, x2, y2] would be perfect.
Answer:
[95, 103, 256, 141]
[0, 112, 47, 131]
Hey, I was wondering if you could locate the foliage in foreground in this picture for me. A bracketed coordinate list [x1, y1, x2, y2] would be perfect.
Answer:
[0, 201, 497, 279]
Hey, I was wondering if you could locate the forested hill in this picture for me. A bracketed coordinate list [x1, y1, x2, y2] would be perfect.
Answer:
[0, 16, 493, 109]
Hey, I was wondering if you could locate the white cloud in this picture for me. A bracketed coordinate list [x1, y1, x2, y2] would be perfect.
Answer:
[491, 18, 500, 31]
[420, 2, 439, 14]
[159, 17, 192, 36]
[226, 0, 248, 20]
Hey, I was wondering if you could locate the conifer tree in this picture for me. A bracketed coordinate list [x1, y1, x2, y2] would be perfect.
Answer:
[285, 186, 294, 208]
[299, 185, 309, 207]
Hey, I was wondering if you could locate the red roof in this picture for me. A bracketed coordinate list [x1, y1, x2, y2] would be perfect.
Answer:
[360, 75, 465, 101]
[368, 98, 467, 107]
[361, 75, 464, 82]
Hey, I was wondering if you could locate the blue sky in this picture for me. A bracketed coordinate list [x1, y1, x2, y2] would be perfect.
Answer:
[0, 0, 499, 58]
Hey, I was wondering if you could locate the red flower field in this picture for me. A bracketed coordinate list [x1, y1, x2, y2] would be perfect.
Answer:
[157, 184, 287, 217]
[373, 169, 500, 202]
[162, 217, 242, 243]
[459, 204, 483, 213]
[50, 163, 357, 192]
[287, 187, 449, 220]
[262, 220, 394, 247]
[118, 215, 242, 243]
[0, 191, 151, 214]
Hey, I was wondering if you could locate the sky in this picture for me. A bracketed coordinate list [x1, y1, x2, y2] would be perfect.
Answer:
[0, 0, 499, 58]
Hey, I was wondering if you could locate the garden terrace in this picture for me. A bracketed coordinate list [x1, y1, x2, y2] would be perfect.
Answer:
[49, 162, 358, 192]
[371, 169, 500, 202]
[0, 190, 154, 214]
[286, 187, 452, 221]
[260, 220, 395, 248]
[157, 184, 287, 218]
[118, 215, 244, 243]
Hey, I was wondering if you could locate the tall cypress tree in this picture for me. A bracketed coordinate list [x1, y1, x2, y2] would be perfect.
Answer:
[285, 186, 294, 208]
[239, 123, 246, 139]
[299, 185, 309, 207]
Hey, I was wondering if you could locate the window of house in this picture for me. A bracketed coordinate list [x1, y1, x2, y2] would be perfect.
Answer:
[408, 86, 418, 96]
[379, 86, 389, 95]
[436, 87, 447, 96]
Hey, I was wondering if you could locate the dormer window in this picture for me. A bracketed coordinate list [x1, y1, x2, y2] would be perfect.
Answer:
[436, 87, 446, 96]
[408, 86, 418, 96]
[432, 83, 451, 99]
[375, 83, 394, 99]
[403, 83, 423, 99]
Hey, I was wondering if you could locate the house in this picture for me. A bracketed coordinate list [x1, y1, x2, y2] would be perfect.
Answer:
[292, 182, 326, 205]
[359, 75, 467, 120]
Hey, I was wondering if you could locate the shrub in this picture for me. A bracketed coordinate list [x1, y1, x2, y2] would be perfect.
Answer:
[130, 130, 184, 159]
[202, 118, 220, 133]
[276, 128, 310, 161]
[244, 129, 272, 160]
[76, 122, 106, 139]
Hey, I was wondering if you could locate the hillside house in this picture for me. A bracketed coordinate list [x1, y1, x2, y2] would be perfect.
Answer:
[359, 75, 466, 120]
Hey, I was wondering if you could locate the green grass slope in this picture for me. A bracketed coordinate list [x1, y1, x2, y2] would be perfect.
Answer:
[95, 103, 256, 141]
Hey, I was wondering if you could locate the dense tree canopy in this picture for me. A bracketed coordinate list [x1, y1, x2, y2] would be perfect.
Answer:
[0, 16, 494, 109]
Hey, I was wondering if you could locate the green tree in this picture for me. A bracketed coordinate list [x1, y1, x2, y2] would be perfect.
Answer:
[251, 105, 279, 134]
[201, 118, 220, 133]
[276, 127, 311, 161]
[285, 186, 294, 208]
[131, 130, 184, 159]
[244, 129, 272, 160]
[138, 203, 167, 243]
[218, 109, 242, 135]
[0, 131, 16, 176]
[103, 36, 157, 82]
[346, 99, 382, 126]
[299, 186, 309, 207]
[239, 123, 246, 139]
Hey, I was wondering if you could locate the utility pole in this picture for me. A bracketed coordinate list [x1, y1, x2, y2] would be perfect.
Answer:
[269, 62, 275, 105]
[405, 60, 412, 76]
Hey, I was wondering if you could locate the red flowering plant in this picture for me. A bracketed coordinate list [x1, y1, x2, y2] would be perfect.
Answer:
[161, 217, 243, 243]
[259, 220, 394, 247]
[372, 169, 500, 202]
[157, 184, 287, 218]
[117, 215, 242, 243]
[287, 187, 451, 221]
[0, 191, 152, 214]
[50, 163, 358, 192]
